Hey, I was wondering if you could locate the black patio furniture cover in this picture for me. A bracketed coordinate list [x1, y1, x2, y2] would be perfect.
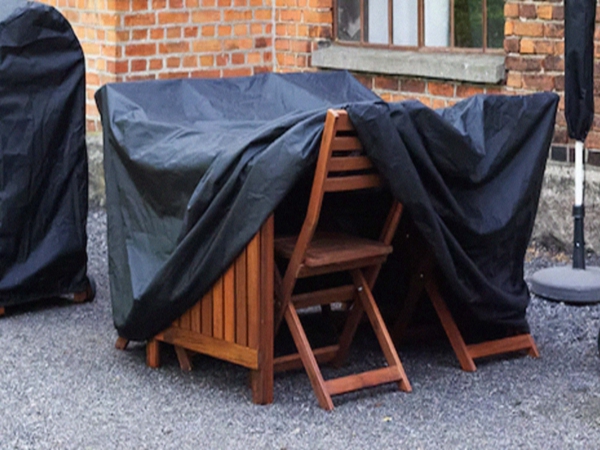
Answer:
[96, 72, 558, 341]
[0, 1, 89, 305]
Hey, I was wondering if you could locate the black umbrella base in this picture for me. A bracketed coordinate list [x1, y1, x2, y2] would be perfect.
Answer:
[530, 265, 600, 304]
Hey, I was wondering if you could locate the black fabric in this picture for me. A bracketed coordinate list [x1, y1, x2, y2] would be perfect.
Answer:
[96, 72, 558, 341]
[564, 0, 596, 141]
[0, 2, 89, 306]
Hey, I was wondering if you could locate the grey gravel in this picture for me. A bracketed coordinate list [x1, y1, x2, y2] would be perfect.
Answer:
[2, 208, 600, 449]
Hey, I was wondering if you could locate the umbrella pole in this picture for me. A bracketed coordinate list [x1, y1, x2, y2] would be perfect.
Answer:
[573, 140, 585, 269]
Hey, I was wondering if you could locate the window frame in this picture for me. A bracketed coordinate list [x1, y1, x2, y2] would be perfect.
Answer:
[333, 0, 503, 53]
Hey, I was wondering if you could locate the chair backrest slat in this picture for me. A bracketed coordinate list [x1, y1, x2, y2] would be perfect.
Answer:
[323, 174, 383, 192]
[328, 155, 374, 172]
[331, 136, 362, 152]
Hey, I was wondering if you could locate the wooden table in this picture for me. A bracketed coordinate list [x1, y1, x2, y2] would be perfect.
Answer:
[145, 215, 274, 404]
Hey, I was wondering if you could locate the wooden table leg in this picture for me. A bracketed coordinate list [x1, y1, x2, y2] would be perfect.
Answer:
[146, 339, 161, 368]
[115, 337, 129, 350]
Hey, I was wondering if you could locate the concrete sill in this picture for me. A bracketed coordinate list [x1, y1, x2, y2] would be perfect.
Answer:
[312, 45, 506, 84]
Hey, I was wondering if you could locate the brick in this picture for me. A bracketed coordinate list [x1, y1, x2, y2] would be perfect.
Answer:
[543, 55, 564, 72]
[533, 40, 553, 55]
[552, 5, 564, 20]
[133, 29, 149, 40]
[506, 72, 522, 88]
[152, 0, 168, 8]
[131, 59, 148, 72]
[255, 37, 269, 48]
[505, 56, 542, 72]
[522, 74, 555, 91]
[504, 21, 514, 36]
[223, 68, 253, 77]
[216, 54, 229, 66]
[504, 37, 520, 53]
[400, 78, 425, 93]
[201, 25, 215, 37]
[158, 11, 189, 23]
[224, 10, 253, 21]
[513, 22, 544, 37]
[184, 26, 198, 38]
[170, 0, 185, 7]
[554, 75, 564, 91]
[218, 25, 232, 36]
[520, 39, 535, 54]
[544, 23, 564, 39]
[183, 55, 198, 67]
[303, 10, 332, 24]
[149, 59, 164, 70]
[166, 56, 182, 68]
[456, 85, 484, 98]
[200, 55, 215, 66]
[125, 43, 157, 57]
[432, 98, 447, 109]
[231, 53, 245, 64]
[159, 42, 190, 54]
[192, 10, 220, 23]
[132, 0, 149, 11]
[504, 2, 519, 18]
[536, 4, 553, 20]
[192, 39, 222, 52]
[519, 4, 536, 19]
[124, 13, 155, 27]
[374, 76, 398, 91]
[428, 81, 454, 97]
[234, 24, 249, 36]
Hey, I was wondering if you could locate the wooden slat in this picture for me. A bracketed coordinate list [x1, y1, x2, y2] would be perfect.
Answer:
[292, 285, 355, 309]
[328, 156, 373, 172]
[224, 266, 236, 343]
[235, 249, 248, 346]
[212, 277, 224, 340]
[334, 111, 353, 131]
[201, 290, 213, 336]
[324, 367, 402, 397]
[191, 300, 201, 333]
[331, 136, 362, 151]
[273, 345, 339, 373]
[252, 215, 275, 405]
[156, 327, 259, 369]
[467, 334, 539, 360]
[180, 307, 191, 331]
[323, 174, 382, 192]
[247, 230, 260, 349]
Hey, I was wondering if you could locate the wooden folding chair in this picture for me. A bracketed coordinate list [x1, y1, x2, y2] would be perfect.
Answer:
[273, 109, 411, 410]
[392, 225, 539, 372]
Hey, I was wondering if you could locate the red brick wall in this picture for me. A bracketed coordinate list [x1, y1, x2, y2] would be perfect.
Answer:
[36, 0, 600, 161]
[40, 0, 274, 132]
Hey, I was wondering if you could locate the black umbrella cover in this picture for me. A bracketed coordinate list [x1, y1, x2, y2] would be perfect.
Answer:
[564, 0, 596, 141]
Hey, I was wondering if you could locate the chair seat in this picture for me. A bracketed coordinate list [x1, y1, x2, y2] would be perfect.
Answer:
[275, 232, 393, 268]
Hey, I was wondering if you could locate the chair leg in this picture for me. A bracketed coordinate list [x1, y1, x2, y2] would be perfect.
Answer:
[174, 346, 193, 371]
[284, 304, 334, 411]
[425, 278, 478, 372]
[352, 270, 412, 393]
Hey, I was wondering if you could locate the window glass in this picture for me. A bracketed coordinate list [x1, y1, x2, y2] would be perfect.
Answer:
[425, 0, 450, 47]
[487, 0, 504, 48]
[393, 0, 419, 46]
[366, 0, 389, 44]
[337, 0, 361, 41]
[454, 0, 483, 48]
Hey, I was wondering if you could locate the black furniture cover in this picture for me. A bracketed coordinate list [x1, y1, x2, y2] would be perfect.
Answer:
[96, 72, 558, 341]
[0, 1, 89, 306]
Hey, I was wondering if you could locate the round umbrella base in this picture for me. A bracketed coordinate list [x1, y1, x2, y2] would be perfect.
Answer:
[530, 265, 600, 304]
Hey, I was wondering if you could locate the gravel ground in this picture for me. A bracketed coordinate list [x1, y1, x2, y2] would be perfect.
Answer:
[1, 208, 600, 449]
